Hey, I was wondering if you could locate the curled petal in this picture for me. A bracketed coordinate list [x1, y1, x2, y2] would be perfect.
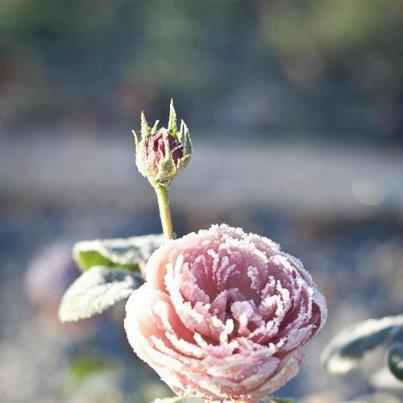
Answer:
[125, 224, 327, 401]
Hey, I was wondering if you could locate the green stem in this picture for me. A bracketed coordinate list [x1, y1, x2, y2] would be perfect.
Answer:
[154, 184, 175, 240]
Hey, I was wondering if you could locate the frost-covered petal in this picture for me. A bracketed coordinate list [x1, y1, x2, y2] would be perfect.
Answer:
[124, 224, 327, 401]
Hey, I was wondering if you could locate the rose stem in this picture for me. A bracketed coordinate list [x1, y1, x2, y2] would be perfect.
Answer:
[154, 184, 175, 240]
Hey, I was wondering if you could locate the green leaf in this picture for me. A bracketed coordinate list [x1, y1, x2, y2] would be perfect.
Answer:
[73, 234, 165, 272]
[63, 352, 116, 395]
[168, 98, 177, 135]
[141, 111, 150, 138]
[59, 266, 143, 322]
[260, 398, 298, 403]
[388, 343, 403, 382]
[322, 315, 403, 374]
[151, 120, 160, 135]
[178, 119, 191, 160]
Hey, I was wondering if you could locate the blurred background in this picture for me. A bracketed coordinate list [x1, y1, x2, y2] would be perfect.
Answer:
[0, 1, 402, 402]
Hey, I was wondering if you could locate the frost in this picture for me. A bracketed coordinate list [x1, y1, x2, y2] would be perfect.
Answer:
[322, 315, 403, 374]
[124, 224, 327, 401]
[73, 234, 165, 272]
[59, 266, 142, 322]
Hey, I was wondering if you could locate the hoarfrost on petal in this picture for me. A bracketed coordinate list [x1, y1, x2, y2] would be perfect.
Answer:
[124, 224, 327, 401]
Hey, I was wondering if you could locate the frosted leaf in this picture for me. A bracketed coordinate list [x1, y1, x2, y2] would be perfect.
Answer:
[371, 367, 403, 390]
[59, 266, 143, 322]
[322, 315, 403, 374]
[388, 343, 403, 381]
[73, 234, 165, 272]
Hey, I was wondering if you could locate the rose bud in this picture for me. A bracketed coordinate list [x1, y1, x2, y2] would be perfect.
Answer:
[124, 225, 327, 402]
[133, 99, 191, 187]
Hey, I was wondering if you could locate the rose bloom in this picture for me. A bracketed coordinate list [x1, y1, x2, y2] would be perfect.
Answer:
[125, 225, 327, 401]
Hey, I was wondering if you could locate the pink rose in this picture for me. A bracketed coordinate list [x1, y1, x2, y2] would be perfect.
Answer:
[124, 225, 327, 401]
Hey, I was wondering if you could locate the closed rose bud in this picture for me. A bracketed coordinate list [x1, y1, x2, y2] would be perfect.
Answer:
[146, 128, 183, 177]
[124, 224, 327, 402]
[133, 100, 191, 187]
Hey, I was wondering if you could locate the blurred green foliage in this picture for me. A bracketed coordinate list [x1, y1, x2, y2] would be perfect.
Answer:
[62, 351, 116, 395]
[264, 0, 402, 58]
[0, 0, 402, 142]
